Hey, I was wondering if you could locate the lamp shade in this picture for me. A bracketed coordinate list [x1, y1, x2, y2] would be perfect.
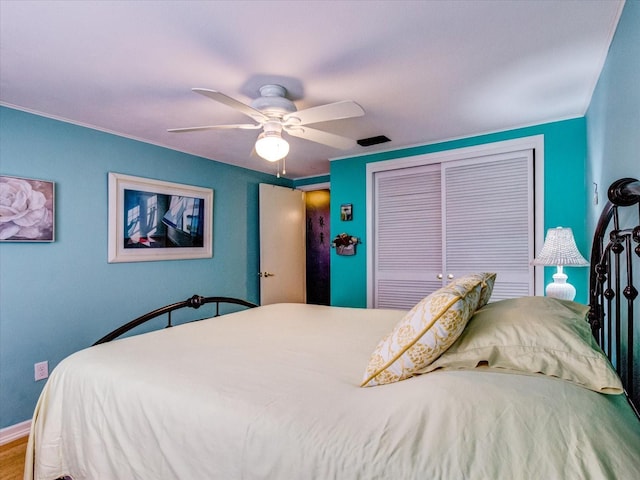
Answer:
[255, 132, 289, 162]
[531, 226, 588, 301]
[531, 227, 588, 267]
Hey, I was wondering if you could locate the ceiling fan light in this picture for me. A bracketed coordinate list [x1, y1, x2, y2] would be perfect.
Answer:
[255, 132, 289, 162]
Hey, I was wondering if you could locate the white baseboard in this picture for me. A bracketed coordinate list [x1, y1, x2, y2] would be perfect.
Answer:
[0, 420, 31, 445]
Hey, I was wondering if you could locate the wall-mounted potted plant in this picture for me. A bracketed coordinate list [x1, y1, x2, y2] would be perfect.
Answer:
[331, 233, 360, 256]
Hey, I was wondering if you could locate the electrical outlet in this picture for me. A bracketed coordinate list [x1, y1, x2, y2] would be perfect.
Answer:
[34, 361, 49, 381]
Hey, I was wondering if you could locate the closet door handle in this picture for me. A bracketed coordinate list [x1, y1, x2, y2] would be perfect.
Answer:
[437, 274, 443, 280]
[447, 274, 454, 280]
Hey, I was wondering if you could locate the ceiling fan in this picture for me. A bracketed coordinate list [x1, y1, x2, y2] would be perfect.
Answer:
[168, 84, 365, 162]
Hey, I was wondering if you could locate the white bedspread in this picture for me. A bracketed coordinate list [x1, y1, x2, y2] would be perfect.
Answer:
[26, 303, 640, 479]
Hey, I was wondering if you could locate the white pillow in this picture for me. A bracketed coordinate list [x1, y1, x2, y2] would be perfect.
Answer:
[420, 296, 623, 394]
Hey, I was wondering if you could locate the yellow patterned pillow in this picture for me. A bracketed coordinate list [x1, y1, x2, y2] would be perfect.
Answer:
[450, 272, 496, 308]
[361, 273, 496, 387]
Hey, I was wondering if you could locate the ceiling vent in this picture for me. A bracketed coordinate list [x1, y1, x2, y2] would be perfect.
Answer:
[357, 135, 391, 147]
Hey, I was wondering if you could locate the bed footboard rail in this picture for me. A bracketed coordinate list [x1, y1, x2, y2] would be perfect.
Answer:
[588, 177, 640, 413]
[93, 295, 258, 345]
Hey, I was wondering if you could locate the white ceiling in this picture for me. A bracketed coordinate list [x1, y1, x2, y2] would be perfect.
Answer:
[0, 0, 623, 179]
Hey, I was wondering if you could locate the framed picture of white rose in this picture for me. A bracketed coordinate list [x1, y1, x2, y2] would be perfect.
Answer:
[0, 175, 55, 242]
[108, 172, 213, 263]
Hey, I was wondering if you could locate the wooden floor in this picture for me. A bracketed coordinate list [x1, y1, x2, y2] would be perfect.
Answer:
[0, 436, 27, 480]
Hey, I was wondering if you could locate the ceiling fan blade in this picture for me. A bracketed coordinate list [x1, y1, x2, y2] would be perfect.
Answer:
[168, 124, 261, 133]
[285, 126, 357, 149]
[193, 88, 268, 123]
[283, 100, 364, 126]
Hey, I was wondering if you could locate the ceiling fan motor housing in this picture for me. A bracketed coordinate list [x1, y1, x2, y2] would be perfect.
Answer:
[251, 84, 297, 117]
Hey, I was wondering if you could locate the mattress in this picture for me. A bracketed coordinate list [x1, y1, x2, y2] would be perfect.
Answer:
[25, 303, 640, 479]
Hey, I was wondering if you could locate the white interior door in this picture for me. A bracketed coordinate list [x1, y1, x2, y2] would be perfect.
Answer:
[259, 184, 306, 305]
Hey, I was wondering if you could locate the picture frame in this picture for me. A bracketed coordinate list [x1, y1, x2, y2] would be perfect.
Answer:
[0, 175, 55, 242]
[340, 203, 353, 221]
[108, 172, 213, 263]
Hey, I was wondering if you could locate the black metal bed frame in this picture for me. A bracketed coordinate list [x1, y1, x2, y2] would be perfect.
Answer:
[93, 295, 258, 346]
[588, 177, 640, 415]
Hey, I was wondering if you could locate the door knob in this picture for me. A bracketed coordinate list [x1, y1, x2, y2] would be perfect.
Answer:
[437, 274, 443, 279]
[447, 273, 454, 280]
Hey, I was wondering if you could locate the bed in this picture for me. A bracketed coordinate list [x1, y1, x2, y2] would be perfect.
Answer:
[25, 178, 640, 480]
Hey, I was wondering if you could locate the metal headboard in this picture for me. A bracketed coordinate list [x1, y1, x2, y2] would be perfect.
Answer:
[93, 295, 258, 345]
[588, 177, 640, 414]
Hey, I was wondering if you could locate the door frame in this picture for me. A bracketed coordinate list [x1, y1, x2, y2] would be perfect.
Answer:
[365, 135, 545, 307]
[297, 182, 331, 305]
[297, 182, 330, 192]
[259, 182, 331, 306]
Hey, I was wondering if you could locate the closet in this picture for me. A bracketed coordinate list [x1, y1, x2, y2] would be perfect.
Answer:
[367, 140, 540, 309]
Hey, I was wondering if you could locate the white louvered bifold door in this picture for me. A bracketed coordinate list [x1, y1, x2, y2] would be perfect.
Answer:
[371, 149, 535, 309]
[373, 164, 442, 309]
[442, 150, 534, 301]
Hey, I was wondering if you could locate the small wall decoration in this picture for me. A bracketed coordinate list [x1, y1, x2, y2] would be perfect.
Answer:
[0, 175, 55, 242]
[340, 203, 353, 221]
[108, 172, 213, 263]
[332, 233, 360, 256]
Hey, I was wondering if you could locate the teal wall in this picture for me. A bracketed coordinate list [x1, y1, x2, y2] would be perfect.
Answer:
[586, 0, 640, 233]
[330, 118, 588, 308]
[0, 106, 290, 428]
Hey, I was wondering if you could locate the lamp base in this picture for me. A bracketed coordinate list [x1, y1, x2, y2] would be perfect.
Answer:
[545, 272, 576, 301]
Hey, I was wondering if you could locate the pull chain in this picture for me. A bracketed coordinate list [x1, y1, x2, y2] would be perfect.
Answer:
[275, 157, 287, 178]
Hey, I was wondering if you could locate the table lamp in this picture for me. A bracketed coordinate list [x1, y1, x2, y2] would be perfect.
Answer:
[531, 226, 589, 301]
